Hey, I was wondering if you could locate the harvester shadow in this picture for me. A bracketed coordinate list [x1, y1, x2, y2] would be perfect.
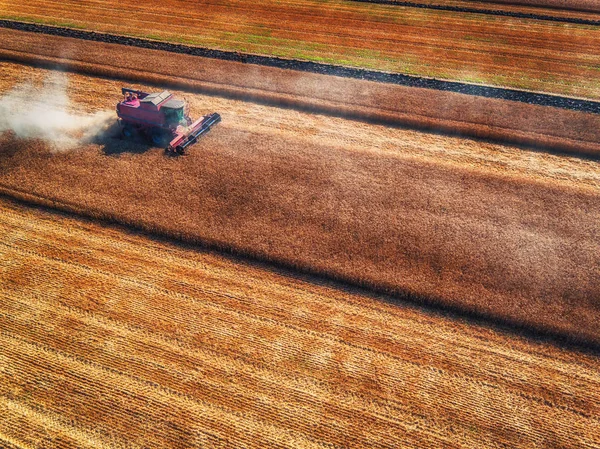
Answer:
[99, 136, 153, 156]
[91, 123, 158, 156]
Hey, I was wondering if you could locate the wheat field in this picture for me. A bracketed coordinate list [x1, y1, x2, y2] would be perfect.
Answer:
[1, 195, 600, 448]
[1, 62, 600, 344]
[1, 2, 600, 446]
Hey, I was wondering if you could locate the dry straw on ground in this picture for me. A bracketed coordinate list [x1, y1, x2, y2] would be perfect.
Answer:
[1, 196, 600, 448]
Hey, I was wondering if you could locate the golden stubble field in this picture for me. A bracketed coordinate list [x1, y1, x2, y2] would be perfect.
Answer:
[1, 195, 600, 448]
[0, 7, 599, 445]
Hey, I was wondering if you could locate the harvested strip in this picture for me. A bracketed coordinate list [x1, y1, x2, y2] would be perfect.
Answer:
[1, 196, 599, 448]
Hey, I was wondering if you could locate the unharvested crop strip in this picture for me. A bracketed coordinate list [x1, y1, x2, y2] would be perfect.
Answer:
[348, 0, 600, 24]
[0, 335, 263, 449]
[1, 19, 599, 114]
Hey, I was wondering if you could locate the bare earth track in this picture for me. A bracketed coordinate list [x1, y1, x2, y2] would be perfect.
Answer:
[465, 0, 600, 13]
[1, 195, 600, 448]
[348, 0, 600, 24]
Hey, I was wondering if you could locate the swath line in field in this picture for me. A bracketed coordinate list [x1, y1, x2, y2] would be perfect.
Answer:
[348, 0, 600, 25]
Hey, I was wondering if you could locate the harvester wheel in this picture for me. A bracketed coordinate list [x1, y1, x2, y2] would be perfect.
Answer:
[149, 128, 169, 147]
[121, 124, 135, 139]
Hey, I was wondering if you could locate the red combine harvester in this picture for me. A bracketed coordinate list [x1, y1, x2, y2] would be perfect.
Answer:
[116, 88, 221, 155]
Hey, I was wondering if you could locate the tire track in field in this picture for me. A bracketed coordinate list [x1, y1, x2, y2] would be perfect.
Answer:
[0, 315, 454, 449]
[0, 398, 119, 449]
[0, 333, 322, 449]
[0, 294, 427, 428]
[349, 0, 600, 25]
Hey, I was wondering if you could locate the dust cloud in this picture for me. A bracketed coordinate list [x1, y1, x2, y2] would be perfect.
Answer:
[0, 71, 113, 150]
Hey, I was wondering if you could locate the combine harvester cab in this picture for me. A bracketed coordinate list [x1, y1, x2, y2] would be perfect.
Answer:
[116, 87, 220, 155]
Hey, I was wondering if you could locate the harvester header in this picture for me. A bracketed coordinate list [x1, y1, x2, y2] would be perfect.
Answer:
[116, 87, 220, 155]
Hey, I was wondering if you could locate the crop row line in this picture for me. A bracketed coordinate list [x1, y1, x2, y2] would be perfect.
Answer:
[349, 0, 600, 25]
